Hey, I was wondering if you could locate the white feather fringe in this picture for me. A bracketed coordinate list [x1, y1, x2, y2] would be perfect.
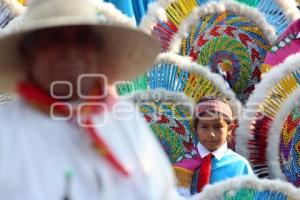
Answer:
[4, 0, 26, 15]
[154, 52, 193, 65]
[154, 52, 243, 120]
[275, 0, 300, 21]
[139, 1, 167, 33]
[267, 87, 300, 181]
[96, 1, 135, 27]
[189, 176, 300, 200]
[125, 88, 196, 116]
[168, 0, 277, 53]
[236, 53, 300, 159]
[129, 88, 194, 104]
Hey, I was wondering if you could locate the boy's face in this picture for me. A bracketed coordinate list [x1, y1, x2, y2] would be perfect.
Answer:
[21, 26, 102, 100]
[196, 113, 232, 152]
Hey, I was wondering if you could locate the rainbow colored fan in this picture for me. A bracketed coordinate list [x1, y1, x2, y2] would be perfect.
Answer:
[197, 176, 299, 200]
[129, 90, 196, 163]
[263, 18, 300, 74]
[116, 53, 241, 162]
[142, 0, 299, 50]
[267, 90, 300, 187]
[236, 53, 300, 184]
[0, 0, 24, 28]
[116, 53, 240, 108]
[141, 0, 298, 103]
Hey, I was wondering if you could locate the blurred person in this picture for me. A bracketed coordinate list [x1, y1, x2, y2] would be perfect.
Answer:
[0, 0, 181, 199]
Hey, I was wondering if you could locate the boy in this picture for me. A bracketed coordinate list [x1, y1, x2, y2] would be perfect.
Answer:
[0, 0, 180, 199]
[174, 96, 253, 196]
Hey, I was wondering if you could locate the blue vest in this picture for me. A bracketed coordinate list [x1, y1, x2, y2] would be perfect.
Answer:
[190, 149, 253, 194]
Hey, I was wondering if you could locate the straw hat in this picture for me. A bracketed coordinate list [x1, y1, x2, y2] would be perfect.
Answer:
[0, 0, 160, 92]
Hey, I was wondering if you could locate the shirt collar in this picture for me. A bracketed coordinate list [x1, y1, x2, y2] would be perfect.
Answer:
[197, 142, 228, 161]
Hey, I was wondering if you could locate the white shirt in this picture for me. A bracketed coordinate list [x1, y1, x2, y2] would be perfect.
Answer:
[0, 98, 182, 200]
[197, 142, 228, 160]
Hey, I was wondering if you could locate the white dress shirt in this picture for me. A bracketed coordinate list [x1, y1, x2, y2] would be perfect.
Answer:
[197, 142, 228, 160]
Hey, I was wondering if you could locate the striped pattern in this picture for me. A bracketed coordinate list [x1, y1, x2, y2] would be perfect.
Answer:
[150, 0, 296, 50]
[116, 63, 223, 102]
[279, 107, 300, 187]
[180, 12, 269, 103]
[0, 1, 19, 28]
[248, 70, 300, 178]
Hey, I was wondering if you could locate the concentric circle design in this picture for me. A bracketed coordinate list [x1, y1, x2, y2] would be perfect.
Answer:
[116, 53, 241, 164]
[179, 12, 270, 103]
[144, 0, 298, 50]
[263, 18, 300, 74]
[245, 71, 300, 178]
[142, 0, 298, 104]
[236, 54, 300, 183]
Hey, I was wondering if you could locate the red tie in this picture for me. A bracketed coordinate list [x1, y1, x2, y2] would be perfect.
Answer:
[197, 153, 213, 192]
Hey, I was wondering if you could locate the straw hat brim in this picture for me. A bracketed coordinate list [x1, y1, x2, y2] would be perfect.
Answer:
[0, 23, 160, 93]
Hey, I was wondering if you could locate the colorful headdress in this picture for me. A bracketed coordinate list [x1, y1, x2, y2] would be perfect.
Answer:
[141, 0, 299, 103]
[128, 89, 195, 163]
[116, 52, 241, 116]
[267, 89, 300, 187]
[263, 18, 300, 74]
[141, 0, 299, 50]
[193, 176, 300, 200]
[236, 53, 300, 182]
[116, 52, 242, 163]
[260, 20, 300, 186]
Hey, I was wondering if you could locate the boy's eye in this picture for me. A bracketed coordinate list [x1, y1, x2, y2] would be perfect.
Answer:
[199, 125, 208, 129]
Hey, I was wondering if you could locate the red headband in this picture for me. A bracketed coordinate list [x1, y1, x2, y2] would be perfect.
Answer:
[195, 100, 233, 121]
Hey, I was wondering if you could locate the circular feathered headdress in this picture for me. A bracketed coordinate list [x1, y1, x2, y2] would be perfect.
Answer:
[236, 53, 300, 184]
[263, 18, 300, 74]
[127, 89, 195, 163]
[195, 176, 300, 200]
[140, 0, 299, 103]
[116, 52, 241, 114]
[116, 52, 242, 162]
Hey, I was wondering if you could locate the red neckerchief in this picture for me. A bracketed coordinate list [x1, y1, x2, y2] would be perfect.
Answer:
[18, 81, 129, 176]
[196, 153, 213, 192]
